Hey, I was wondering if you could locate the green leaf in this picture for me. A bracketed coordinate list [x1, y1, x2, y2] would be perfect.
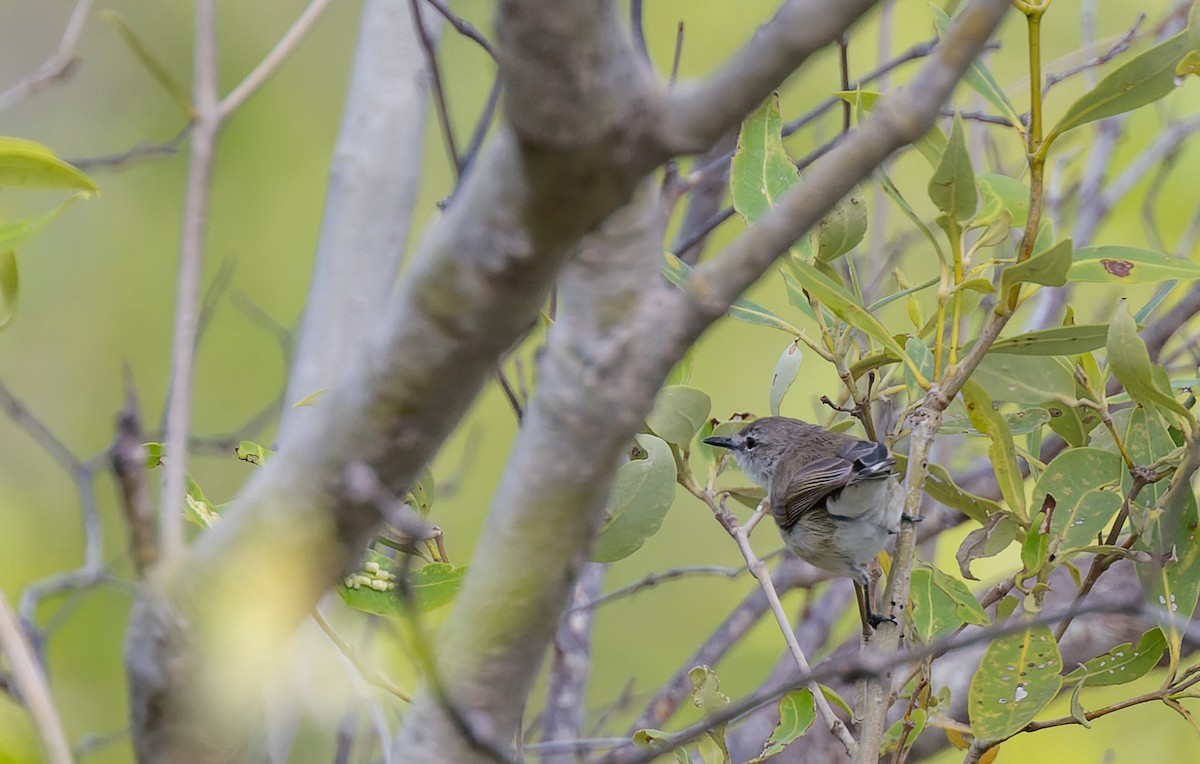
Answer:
[927, 113, 977, 223]
[407, 466, 436, 517]
[1035, 448, 1124, 550]
[664, 251, 803, 333]
[1069, 245, 1200, 283]
[290, 388, 329, 408]
[1020, 517, 1050, 576]
[929, 565, 990, 626]
[926, 462, 1005, 526]
[1048, 32, 1192, 143]
[882, 707, 927, 756]
[1045, 404, 1102, 448]
[646, 386, 711, 447]
[1107, 301, 1194, 422]
[143, 442, 165, 469]
[956, 511, 1020, 581]
[746, 690, 815, 763]
[769, 340, 803, 417]
[102, 11, 197, 118]
[939, 408, 1050, 436]
[814, 192, 867, 263]
[962, 379, 1027, 519]
[689, 665, 732, 763]
[931, 7, 1022, 128]
[338, 553, 466, 615]
[0, 137, 98, 191]
[975, 174, 1030, 229]
[632, 730, 689, 764]
[970, 354, 1076, 406]
[904, 337, 934, 404]
[184, 476, 222, 528]
[1001, 238, 1073, 293]
[0, 195, 86, 252]
[786, 258, 910, 365]
[910, 567, 990, 642]
[591, 434, 677, 562]
[235, 440, 273, 465]
[1063, 628, 1167, 687]
[969, 625, 1063, 741]
[0, 250, 16, 330]
[731, 94, 800, 225]
[988, 324, 1109, 356]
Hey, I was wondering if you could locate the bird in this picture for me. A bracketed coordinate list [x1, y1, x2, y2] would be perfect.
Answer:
[703, 416, 905, 633]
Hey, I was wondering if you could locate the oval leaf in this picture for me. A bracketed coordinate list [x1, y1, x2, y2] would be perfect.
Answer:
[969, 625, 1063, 741]
[0, 250, 16, 330]
[1069, 245, 1200, 283]
[592, 434, 677, 562]
[0, 137, 97, 191]
[1035, 448, 1124, 550]
[1049, 32, 1192, 142]
[646, 386, 711, 447]
[1107, 301, 1193, 421]
[1001, 238, 1072, 293]
[962, 379, 1027, 519]
[747, 690, 816, 763]
[988, 324, 1109, 356]
[769, 340, 803, 416]
[339, 553, 466, 615]
[928, 113, 977, 223]
[1063, 628, 1167, 687]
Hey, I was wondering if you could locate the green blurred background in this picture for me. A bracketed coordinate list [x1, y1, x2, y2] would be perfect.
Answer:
[1, 0, 1198, 761]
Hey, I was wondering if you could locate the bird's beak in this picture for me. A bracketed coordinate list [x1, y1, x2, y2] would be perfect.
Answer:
[703, 435, 737, 450]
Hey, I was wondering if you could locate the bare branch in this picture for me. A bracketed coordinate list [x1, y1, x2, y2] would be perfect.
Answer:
[686, 0, 1011, 311]
[111, 375, 157, 577]
[659, 0, 880, 153]
[158, 0, 221, 562]
[218, 0, 337, 119]
[618, 596, 1144, 764]
[282, 0, 436, 430]
[0, 0, 94, 112]
[539, 563, 606, 764]
[0, 592, 73, 764]
[68, 126, 190, 172]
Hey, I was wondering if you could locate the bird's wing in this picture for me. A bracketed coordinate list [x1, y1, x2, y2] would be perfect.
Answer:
[837, 440, 895, 478]
[772, 456, 856, 528]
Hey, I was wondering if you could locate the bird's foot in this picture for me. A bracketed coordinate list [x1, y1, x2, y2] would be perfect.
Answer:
[867, 611, 897, 629]
[901, 512, 923, 524]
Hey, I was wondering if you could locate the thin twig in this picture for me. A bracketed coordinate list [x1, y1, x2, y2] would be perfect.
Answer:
[219, 0, 335, 119]
[0, 0, 94, 111]
[617, 596, 1144, 764]
[310, 607, 412, 702]
[727, 500, 858, 755]
[159, 0, 220, 562]
[570, 564, 747, 613]
[630, 0, 649, 62]
[424, 0, 496, 58]
[408, 0, 460, 177]
[0, 591, 73, 764]
[1042, 12, 1145, 94]
[68, 125, 191, 171]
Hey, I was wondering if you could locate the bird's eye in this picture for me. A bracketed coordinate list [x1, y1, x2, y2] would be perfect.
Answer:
[743, 436, 756, 449]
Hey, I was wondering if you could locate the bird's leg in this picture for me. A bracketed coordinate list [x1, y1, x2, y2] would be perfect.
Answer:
[854, 581, 896, 638]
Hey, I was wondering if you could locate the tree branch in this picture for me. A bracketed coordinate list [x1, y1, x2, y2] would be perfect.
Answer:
[0, 592, 72, 764]
[281, 0, 437, 431]
[0, 0, 93, 112]
[658, 0, 880, 153]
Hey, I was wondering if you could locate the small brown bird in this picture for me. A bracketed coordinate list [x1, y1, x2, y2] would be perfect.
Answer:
[703, 416, 903, 632]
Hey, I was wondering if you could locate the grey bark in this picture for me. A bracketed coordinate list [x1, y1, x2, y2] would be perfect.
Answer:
[122, 0, 1010, 759]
